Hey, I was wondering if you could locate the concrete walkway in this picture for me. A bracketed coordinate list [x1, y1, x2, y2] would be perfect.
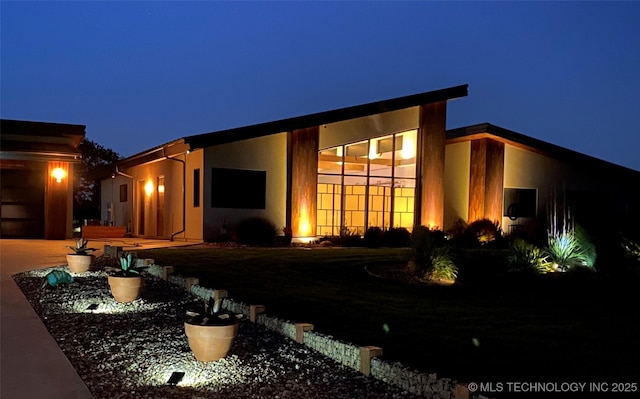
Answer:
[0, 238, 199, 399]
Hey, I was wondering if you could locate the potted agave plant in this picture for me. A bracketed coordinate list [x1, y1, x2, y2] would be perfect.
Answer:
[184, 296, 239, 362]
[66, 238, 98, 273]
[106, 252, 146, 303]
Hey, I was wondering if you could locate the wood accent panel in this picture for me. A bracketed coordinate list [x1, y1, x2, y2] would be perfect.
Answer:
[44, 161, 68, 239]
[291, 127, 319, 237]
[468, 140, 487, 222]
[419, 101, 446, 228]
[484, 139, 505, 223]
[468, 139, 504, 224]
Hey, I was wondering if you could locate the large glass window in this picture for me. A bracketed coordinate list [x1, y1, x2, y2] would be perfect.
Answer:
[317, 129, 417, 236]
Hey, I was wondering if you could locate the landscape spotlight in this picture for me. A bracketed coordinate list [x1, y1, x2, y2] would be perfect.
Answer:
[166, 371, 185, 386]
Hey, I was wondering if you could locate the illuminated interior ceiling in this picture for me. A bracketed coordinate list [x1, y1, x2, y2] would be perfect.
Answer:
[317, 130, 417, 175]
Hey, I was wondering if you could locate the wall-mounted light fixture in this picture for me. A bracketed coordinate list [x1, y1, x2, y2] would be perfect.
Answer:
[158, 184, 165, 194]
[52, 167, 66, 183]
[145, 181, 154, 195]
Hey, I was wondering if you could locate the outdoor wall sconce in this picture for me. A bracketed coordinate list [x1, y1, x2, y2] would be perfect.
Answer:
[52, 167, 66, 183]
[145, 181, 154, 195]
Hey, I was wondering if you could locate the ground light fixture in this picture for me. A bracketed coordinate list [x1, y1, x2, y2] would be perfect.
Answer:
[166, 371, 185, 386]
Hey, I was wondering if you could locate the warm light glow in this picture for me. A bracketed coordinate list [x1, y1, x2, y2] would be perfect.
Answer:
[401, 131, 416, 159]
[52, 167, 66, 183]
[298, 206, 311, 236]
[368, 139, 379, 159]
[145, 181, 154, 195]
[158, 184, 165, 193]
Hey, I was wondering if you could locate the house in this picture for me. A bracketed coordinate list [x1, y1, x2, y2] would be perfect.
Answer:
[1, 119, 85, 239]
[98, 84, 640, 242]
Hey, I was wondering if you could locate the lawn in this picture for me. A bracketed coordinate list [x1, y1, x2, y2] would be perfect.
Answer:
[137, 245, 640, 385]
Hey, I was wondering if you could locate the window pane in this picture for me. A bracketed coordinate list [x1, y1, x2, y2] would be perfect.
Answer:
[318, 146, 343, 175]
[211, 168, 266, 209]
[344, 141, 368, 176]
[343, 176, 367, 234]
[368, 178, 392, 229]
[394, 130, 417, 179]
[368, 135, 393, 177]
[193, 169, 200, 208]
[119, 184, 128, 202]
[504, 188, 537, 219]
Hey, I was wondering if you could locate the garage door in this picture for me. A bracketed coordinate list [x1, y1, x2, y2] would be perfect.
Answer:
[1, 168, 45, 238]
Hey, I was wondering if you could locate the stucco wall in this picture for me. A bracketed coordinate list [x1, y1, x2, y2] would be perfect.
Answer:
[101, 175, 132, 230]
[113, 158, 183, 239]
[203, 133, 288, 241]
[184, 149, 204, 241]
[319, 107, 419, 149]
[502, 144, 630, 232]
[443, 141, 470, 230]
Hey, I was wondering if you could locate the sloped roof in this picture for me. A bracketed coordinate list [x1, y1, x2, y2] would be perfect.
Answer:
[0, 119, 85, 162]
[183, 84, 469, 149]
[111, 84, 469, 172]
[447, 122, 640, 182]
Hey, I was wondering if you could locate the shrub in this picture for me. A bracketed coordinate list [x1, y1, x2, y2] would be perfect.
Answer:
[382, 227, 412, 247]
[410, 225, 449, 277]
[235, 217, 277, 246]
[447, 218, 504, 248]
[426, 247, 458, 281]
[546, 229, 595, 272]
[507, 239, 553, 274]
[363, 227, 384, 248]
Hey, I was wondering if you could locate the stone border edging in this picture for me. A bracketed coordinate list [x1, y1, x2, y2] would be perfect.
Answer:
[142, 261, 487, 399]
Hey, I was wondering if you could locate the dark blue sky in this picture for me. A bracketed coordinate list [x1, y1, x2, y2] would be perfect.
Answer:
[2, 1, 639, 171]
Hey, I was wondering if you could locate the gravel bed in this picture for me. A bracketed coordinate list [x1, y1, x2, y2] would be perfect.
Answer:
[13, 267, 422, 399]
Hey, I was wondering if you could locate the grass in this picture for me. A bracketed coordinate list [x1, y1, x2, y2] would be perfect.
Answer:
[138, 245, 639, 384]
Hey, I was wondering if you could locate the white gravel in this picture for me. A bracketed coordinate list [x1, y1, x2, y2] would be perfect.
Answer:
[13, 267, 423, 399]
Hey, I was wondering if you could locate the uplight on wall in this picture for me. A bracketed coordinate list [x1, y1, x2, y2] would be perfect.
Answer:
[145, 181, 154, 195]
[52, 167, 66, 183]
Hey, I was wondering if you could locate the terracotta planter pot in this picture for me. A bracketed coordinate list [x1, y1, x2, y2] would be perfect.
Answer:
[108, 275, 144, 303]
[66, 254, 94, 273]
[184, 321, 238, 362]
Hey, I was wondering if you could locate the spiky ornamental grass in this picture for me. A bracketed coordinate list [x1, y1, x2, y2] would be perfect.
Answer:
[427, 247, 458, 281]
[546, 193, 596, 272]
[508, 239, 553, 274]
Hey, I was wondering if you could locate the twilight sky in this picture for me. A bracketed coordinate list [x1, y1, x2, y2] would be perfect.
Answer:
[2, 1, 639, 171]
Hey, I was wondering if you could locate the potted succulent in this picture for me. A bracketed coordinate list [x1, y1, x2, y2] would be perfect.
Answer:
[66, 238, 98, 273]
[184, 296, 239, 362]
[106, 252, 146, 303]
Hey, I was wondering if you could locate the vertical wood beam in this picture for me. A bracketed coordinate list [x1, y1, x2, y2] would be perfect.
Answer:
[291, 127, 319, 237]
[468, 140, 487, 222]
[484, 139, 505, 224]
[419, 102, 447, 229]
[44, 161, 69, 239]
[468, 139, 504, 224]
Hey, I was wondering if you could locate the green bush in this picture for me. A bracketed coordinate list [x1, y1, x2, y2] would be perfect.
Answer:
[546, 227, 596, 272]
[382, 227, 412, 247]
[235, 217, 277, 246]
[427, 247, 458, 281]
[363, 227, 384, 248]
[410, 225, 451, 278]
[447, 218, 505, 248]
[507, 239, 553, 274]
